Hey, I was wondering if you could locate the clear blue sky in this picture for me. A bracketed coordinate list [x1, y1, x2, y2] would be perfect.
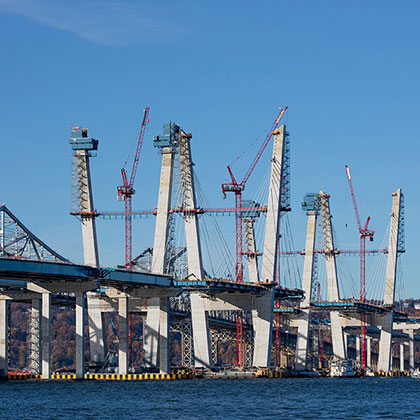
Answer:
[1, 1, 419, 297]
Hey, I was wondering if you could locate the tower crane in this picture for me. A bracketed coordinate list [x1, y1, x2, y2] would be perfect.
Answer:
[221, 106, 288, 283]
[221, 106, 288, 367]
[117, 107, 150, 270]
[345, 164, 374, 372]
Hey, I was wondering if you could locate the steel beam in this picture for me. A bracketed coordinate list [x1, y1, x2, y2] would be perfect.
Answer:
[29, 298, 41, 374]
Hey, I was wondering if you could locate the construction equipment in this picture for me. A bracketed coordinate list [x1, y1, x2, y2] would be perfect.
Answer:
[117, 107, 150, 270]
[221, 107, 288, 367]
[345, 165, 374, 372]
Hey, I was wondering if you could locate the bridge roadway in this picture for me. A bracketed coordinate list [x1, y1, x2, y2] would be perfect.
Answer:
[0, 257, 304, 378]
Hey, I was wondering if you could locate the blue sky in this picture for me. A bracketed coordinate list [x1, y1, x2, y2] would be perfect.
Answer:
[1, 1, 419, 297]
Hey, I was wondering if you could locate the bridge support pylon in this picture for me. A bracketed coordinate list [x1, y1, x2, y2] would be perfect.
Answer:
[295, 194, 319, 370]
[377, 189, 402, 372]
[69, 128, 105, 364]
[320, 191, 346, 360]
[0, 299, 9, 377]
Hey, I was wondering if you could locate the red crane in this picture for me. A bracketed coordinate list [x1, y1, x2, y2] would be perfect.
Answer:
[345, 164, 374, 372]
[117, 107, 150, 270]
[221, 106, 288, 367]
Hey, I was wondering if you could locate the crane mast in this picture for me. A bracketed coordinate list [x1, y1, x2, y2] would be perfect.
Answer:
[345, 164, 374, 372]
[117, 107, 150, 270]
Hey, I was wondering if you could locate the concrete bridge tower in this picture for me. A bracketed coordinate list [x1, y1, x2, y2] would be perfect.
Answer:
[69, 127, 105, 363]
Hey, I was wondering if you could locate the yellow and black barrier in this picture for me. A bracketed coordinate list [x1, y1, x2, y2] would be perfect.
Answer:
[377, 371, 410, 377]
[255, 369, 283, 378]
[49, 372, 194, 380]
[7, 373, 40, 380]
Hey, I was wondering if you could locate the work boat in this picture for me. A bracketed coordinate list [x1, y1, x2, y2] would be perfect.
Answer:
[411, 369, 420, 378]
[330, 359, 355, 377]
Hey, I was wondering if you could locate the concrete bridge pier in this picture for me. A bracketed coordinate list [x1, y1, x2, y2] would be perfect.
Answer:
[106, 288, 178, 374]
[75, 292, 85, 379]
[400, 343, 405, 372]
[408, 329, 415, 372]
[0, 299, 9, 377]
[118, 296, 129, 375]
[41, 292, 52, 379]
[367, 336, 372, 369]
[28, 280, 98, 379]
[190, 293, 211, 368]
[252, 290, 275, 367]
[87, 293, 106, 364]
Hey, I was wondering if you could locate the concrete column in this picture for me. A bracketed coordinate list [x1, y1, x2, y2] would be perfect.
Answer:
[41, 292, 51, 379]
[118, 297, 128, 375]
[75, 150, 99, 267]
[87, 293, 106, 363]
[409, 330, 415, 372]
[152, 149, 174, 274]
[0, 300, 8, 377]
[295, 209, 317, 371]
[356, 336, 360, 363]
[261, 126, 287, 283]
[378, 312, 393, 371]
[29, 298, 41, 374]
[252, 290, 275, 367]
[344, 332, 348, 356]
[367, 337, 372, 369]
[179, 132, 203, 279]
[159, 298, 170, 374]
[400, 343, 405, 372]
[75, 292, 85, 379]
[295, 313, 309, 371]
[320, 192, 345, 360]
[190, 293, 211, 367]
[144, 297, 160, 368]
[378, 189, 402, 372]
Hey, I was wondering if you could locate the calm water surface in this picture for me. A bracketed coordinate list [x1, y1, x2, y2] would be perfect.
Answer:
[1, 377, 419, 419]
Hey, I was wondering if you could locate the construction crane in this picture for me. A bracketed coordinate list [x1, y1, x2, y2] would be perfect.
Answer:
[221, 106, 288, 367]
[221, 106, 288, 283]
[117, 107, 150, 270]
[345, 164, 374, 372]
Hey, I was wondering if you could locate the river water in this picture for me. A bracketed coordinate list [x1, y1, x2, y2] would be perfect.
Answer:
[1, 377, 419, 419]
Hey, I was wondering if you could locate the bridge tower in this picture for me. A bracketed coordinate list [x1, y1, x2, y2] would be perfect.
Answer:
[69, 127, 105, 363]
[178, 128, 212, 367]
[253, 125, 288, 367]
[319, 191, 346, 360]
[295, 193, 320, 370]
[377, 188, 403, 372]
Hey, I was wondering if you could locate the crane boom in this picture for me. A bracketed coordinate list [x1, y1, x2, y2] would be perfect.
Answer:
[345, 165, 362, 232]
[129, 108, 150, 188]
[240, 106, 288, 188]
